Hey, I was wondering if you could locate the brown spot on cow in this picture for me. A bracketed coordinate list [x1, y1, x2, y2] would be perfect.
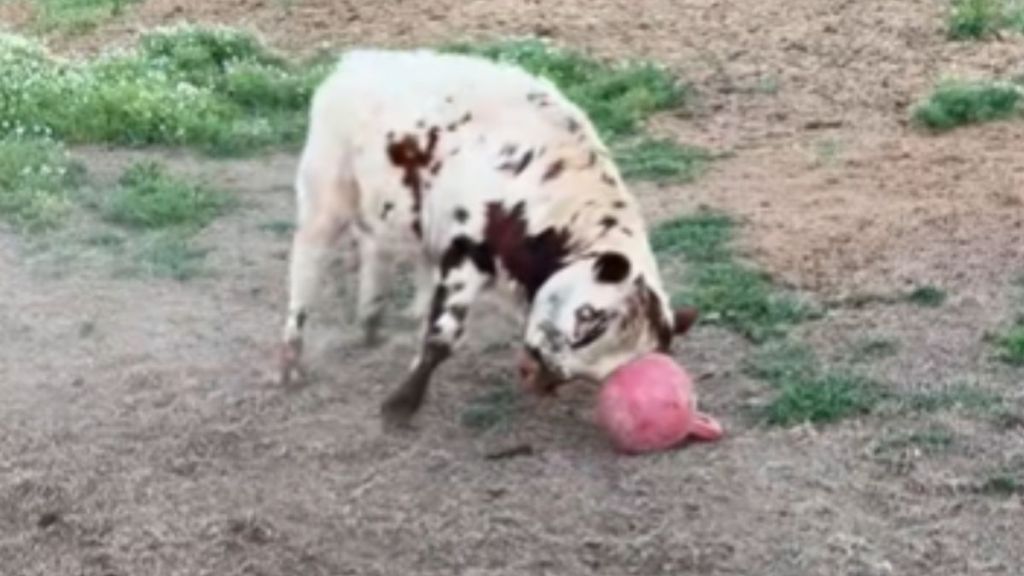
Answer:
[500, 143, 518, 157]
[612, 200, 626, 209]
[484, 202, 572, 301]
[430, 161, 443, 176]
[498, 149, 534, 176]
[566, 117, 581, 133]
[601, 173, 617, 186]
[381, 202, 394, 220]
[386, 127, 441, 237]
[453, 207, 469, 223]
[542, 159, 566, 182]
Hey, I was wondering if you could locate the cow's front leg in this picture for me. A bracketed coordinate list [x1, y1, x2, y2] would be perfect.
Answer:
[381, 245, 490, 427]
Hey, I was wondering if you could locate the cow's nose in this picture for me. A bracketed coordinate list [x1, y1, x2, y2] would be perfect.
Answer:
[517, 347, 559, 396]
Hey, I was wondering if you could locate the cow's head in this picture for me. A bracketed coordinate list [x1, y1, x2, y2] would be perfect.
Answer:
[521, 251, 696, 390]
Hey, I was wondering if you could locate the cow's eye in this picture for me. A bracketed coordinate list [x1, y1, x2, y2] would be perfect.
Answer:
[577, 305, 598, 323]
[572, 306, 610, 349]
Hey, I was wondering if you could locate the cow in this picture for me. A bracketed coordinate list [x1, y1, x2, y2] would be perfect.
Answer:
[278, 48, 698, 427]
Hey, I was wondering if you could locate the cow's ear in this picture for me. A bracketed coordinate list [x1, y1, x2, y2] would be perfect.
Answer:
[593, 252, 631, 283]
[673, 307, 698, 335]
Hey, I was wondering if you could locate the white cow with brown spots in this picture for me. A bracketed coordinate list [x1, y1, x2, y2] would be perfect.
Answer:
[279, 48, 697, 427]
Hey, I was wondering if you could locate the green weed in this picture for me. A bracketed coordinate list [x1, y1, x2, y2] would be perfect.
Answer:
[615, 137, 709, 183]
[0, 27, 329, 155]
[746, 341, 882, 426]
[649, 211, 733, 262]
[28, 0, 140, 34]
[651, 211, 812, 342]
[913, 80, 1022, 131]
[948, 0, 1024, 40]
[0, 131, 82, 232]
[905, 285, 948, 307]
[130, 230, 210, 281]
[102, 161, 231, 230]
[994, 322, 1024, 365]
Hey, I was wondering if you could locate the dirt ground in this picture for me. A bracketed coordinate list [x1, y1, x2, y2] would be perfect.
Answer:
[2, 1, 1024, 575]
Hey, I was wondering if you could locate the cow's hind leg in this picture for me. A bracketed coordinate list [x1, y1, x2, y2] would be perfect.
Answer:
[381, 240, 492, 426]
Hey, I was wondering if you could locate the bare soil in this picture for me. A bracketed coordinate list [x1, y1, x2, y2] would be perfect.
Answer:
[2, 1, 1024, 575]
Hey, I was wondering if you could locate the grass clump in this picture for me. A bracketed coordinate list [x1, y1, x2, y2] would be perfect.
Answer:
[0, 130, 82, 232]
[651, 211, 812, 342]
[745, 341, 882, 426]
[948, 0, 1024, 40]
[905, 285, 948, 307]
[913, 80, 1022, 131]
[994, 322, 1024, 365]
[445, 39, 705, 182]
[615, 137, 709, 183]
[102, 161, 231, 230]
[0, 27, 329, 155]
[130, 230, 210, 281]
[28, 0, 140, 34]
[98, 161, 231, 280]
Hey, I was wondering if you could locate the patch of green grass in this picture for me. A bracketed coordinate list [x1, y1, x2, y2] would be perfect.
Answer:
[994, 322, 1024, 365]
[460, 383, 522, 432]
[102, 161, 231, 230]
[746, 341, 882, 426]
[948, 0, 1024, 40]
[614, 137, 709, 183]
[29, 0, 140, 34]
[905, 285, 948, 307]
[649, 211, 733, 262]
[129, 230, 210, 281]
[913, 80, 1022, 131]
[0, 132, 83, 232]
[0, 27, 330, 155]
[651, 211, 813, 342]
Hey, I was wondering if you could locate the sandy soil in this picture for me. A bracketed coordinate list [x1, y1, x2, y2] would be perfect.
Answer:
[2, 1, 1024, 575]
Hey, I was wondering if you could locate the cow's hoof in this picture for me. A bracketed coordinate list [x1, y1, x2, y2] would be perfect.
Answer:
[279, 341, 305, 386]
[380, 395, 418, 430]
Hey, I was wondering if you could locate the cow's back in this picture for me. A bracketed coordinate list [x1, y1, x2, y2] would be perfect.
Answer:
[310, 49, 616, 256]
